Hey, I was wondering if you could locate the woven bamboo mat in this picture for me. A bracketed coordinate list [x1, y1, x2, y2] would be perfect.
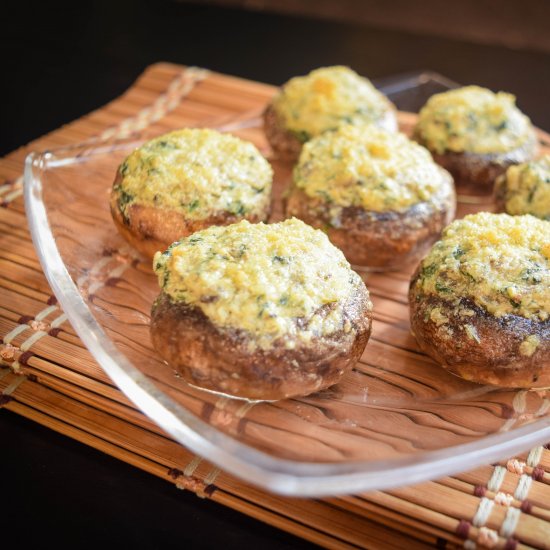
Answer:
[1, 62, 549, 550]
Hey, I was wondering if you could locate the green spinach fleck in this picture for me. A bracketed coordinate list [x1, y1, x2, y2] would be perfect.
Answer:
[228, 200, 247, 216]
[188, 199, 200, 212]
[435, 281, 452, 294]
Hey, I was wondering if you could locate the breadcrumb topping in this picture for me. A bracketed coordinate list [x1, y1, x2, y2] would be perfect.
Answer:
[115, 128, 272, 221]
[154, 218, 366, 349]
[294, 125, 451, 213]
[273, 66, 396, 140]
[496, 155, 550, 220]
[415, 86, 534, 155]
[416, 212, 550, 321]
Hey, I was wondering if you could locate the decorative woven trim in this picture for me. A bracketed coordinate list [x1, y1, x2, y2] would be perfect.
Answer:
[235, 401, 257, 418]
[2, 323, 31, 345]
[98, 66, 209, 141]
[499, 507, 521, 539]
[76, 246, 142, 305]
[493, 492, 514, 507]
[472, 497, 494, 528]
[463, 444, 546, 549]
[184, 455, 202, 477]
[476, 526, 499, 548]
[0, 177, 23, 206]
[463, 386, 546, 548]
[1, 302, 67, 374]
[1, 374, 26, 396]
[203, 467, 221, 487]
[170, 454, 221, 498]
[169, 396, 256, 496]
[88, 263, 131, 295]
[486, 465, 506, 493]
[499, 391, 527, 432]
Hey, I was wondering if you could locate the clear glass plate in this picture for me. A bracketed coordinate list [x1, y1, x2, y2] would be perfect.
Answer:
[24, 72, 550, 497]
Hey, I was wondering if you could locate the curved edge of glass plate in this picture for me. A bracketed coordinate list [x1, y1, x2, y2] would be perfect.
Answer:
[24, 141, 550, 500]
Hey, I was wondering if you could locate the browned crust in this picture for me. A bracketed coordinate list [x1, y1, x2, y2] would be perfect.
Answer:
[408, 271, 550, 388]
[110, 173, 271, 259]
[284, 168, 456, 270]
[262, 104, 303, 162]
[263, 102, 399, 163]
[493, 173, 508, 213]
[414, 129, 539, 192]
[150, 284, 373, 401]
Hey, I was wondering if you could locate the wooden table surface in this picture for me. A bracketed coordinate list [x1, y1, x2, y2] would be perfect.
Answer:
[3, 2, 550, 548]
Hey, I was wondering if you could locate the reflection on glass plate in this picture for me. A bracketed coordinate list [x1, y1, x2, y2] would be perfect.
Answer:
[23, 72, 550, 496]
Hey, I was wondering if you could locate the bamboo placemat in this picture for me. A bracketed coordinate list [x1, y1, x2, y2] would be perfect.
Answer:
[1, 62, 549, 550]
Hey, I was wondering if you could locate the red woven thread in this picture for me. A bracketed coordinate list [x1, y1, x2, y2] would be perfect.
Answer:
[503, 538, 518, 550]
[17, 315, 34, 324]
[520, 500, 533, 514]
[203, 484, 218, 497]
[455, 519, 471, 539]
[167, 468, 183, 480]
[531, 466, 545, 482]
[201, 402, 216, 423]
[500, 404, 515, 419]
[18, 351, 34, 365]
[474, 485, 487, 497]
[0, 394, 13, 406]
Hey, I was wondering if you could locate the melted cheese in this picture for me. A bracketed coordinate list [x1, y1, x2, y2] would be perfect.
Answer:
[273, 66, 396, 140]
[416, 86, 533, 155]
[496, 155, 550, 219]
[115, 128, 272, 220]
[153, 218, 364, 349]
[417, 212, 550, 321]
[293, 125, 450, 212]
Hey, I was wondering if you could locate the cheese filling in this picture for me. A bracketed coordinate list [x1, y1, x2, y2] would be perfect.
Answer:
[273, 66, 396, 140]
[115, 128, 272, 220]
[415, 86, 533, 155]
[293, 125, 450, 213]
[154, 218, 364, 349]
[416, 212, 550, 321]
[497, 155, 550, 220]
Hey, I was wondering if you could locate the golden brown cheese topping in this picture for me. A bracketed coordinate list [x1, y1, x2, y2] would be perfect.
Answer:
[153, 218, 366, 349]
[415, 86, 534, 155]
[293, 124, 451, 214]
[115, 128, 272, 220]
[416, 212, 550, 321]
[496, 155, 550, 220]
[273, 66, 396, 141]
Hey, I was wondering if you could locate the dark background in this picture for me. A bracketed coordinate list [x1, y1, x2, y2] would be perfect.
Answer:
[3, 0, 550, 157]
[2, 1, 549, 548]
